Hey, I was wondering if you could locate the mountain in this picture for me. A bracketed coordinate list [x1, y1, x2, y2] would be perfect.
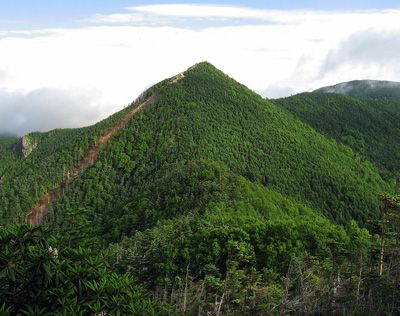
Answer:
[275, 91, 400, 183]
[0, 63, 397, 314]
[0, 62, 387, 227]
[314, 79, 400, 99]
[0, 103, 140, 223]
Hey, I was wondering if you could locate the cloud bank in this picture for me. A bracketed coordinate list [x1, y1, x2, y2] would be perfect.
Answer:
[0, 4, 400, 135]
[0, 88, 105, 136]
[321, 30, 400, 77]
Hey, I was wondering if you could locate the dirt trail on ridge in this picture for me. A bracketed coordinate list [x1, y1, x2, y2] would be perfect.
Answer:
[25, 96, 153, 225]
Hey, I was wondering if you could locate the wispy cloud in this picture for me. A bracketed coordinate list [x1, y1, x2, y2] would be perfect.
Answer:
[0, 30, 56, 40]
[89, 4, 400, 28]
[89, 4, 272, 26]
[88, 5, 279, 29]
[128, 4, 264, 18]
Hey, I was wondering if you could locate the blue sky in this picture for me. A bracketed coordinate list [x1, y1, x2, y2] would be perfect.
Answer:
[1, 0, 400, 29]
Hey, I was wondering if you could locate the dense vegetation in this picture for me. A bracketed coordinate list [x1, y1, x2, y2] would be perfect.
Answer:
[0, 138, 19, 176]
[275, 92, 400, 183]
[0, 225, 169, 315]
[0, 103, 136, 224]
[50, 63, 387, 236]
[1, 63, 399, 314]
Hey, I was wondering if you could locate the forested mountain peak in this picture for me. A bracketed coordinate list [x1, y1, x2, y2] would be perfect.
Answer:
[159, 61, 245, 92]
[1, 61, 399, 314]
[314, 79, 400, 99]
[187, 61, 214, 71]
[0, 62, 389, 227]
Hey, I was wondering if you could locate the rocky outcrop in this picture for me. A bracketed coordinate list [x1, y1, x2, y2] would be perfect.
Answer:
[19, 135, 37, 158]
[169, 73, 185, 84]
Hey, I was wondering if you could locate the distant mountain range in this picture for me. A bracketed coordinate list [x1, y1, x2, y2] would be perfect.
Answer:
[0, 133, 17, 138]
[314, 79, 400, 99]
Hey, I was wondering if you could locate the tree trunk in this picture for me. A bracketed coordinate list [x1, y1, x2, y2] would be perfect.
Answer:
[216, 292, 225, 316]
[356, 255, 363, 302]
[379, 224, 385, 276]
[183, 264, 190, 313]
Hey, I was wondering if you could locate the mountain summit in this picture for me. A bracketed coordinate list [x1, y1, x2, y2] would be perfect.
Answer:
[314, 79, 400, 98]
[0, 62, 387, 228]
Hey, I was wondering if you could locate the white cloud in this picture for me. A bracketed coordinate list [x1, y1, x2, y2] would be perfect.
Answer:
[261, 84, 295, 99]
[89, 4, 273, 25]
[127, 4, 268, 19]
[0, 70, 6, 84]
[91, 4, 400, 27]
[1, 4, 400, 135]
[0, 88, 105, 136]
[321, 30, 400, 77]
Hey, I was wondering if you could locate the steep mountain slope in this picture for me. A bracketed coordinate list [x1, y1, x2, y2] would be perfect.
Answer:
[25, 62, 385, 239]
[0, 97, 145, 223]
[315, 80, 400, 99]
[275, 92, 400, 182]
[25, 95, 155, 225]
[0, 63, 389, 228]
